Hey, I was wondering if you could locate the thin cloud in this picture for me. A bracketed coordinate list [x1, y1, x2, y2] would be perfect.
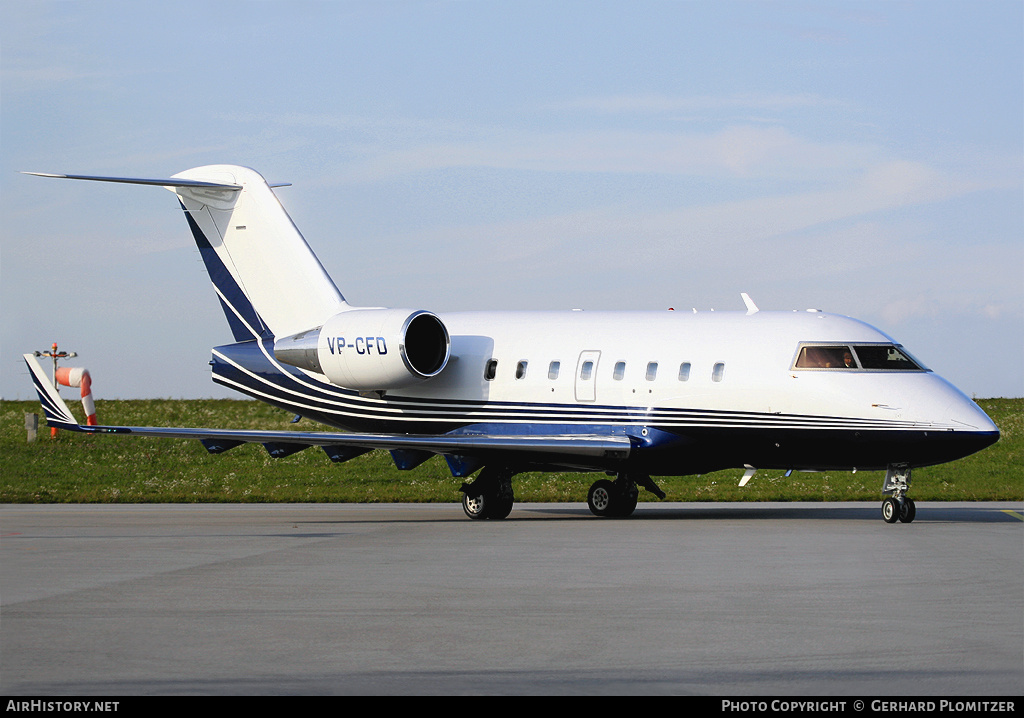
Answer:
[333, 124, 882, 181]
[547, 92, 848, 115]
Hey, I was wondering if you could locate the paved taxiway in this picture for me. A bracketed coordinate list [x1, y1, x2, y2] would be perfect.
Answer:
[2, 502, 1021, 695]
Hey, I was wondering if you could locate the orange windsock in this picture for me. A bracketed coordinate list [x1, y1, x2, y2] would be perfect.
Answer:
[54, 367, 97, 426]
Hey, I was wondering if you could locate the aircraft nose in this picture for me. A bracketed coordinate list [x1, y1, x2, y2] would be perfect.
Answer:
[906, 376, 1001, 465]
[950, 394, 999, 433]
[946, 392, 1000, 457]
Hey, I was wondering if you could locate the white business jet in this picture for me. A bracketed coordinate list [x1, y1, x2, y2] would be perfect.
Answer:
[23, 166, 999, 522]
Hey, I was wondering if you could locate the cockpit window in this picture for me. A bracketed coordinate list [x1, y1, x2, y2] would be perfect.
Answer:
[853, 345, 925, 370]
[795, 345, 857, 369]
[793, 344, 926, 372]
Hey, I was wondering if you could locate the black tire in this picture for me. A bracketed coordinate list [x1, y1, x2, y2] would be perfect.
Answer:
[882, 496, 900, 523]
[461, 465, 515, 520]
[899, 497, 916, 524]
[488, 495, 514, 520]
[615, 484, 638, 517]
[587, 479, 617, 517]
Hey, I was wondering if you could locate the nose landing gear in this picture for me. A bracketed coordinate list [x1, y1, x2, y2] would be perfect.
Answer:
[881, 464, 916, 524]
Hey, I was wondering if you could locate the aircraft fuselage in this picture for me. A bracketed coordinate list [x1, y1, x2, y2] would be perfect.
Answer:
[212, 308, 998, 476]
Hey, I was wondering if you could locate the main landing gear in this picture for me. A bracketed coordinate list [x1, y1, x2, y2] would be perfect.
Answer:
[587, 472, 665, 518]
[881, 464, 916, 524]
[459, 467, 667, 520]
[459, 465, 515, 520]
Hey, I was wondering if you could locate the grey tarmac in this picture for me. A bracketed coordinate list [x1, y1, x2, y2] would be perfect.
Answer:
[1, 502, 1021, 695]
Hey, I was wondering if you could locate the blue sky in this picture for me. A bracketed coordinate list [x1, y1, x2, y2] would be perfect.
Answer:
[2, 0, 1021, 401]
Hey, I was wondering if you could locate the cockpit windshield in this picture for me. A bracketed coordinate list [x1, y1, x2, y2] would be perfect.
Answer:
[793, 343, 926, 371]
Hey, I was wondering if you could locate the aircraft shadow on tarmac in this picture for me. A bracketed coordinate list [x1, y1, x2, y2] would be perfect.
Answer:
[521, 504, 1023, 523]
[296, 503, 1022, 525]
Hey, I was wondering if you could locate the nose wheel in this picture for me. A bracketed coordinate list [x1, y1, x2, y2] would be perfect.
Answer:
[901, 497, 917, 522]
[881, 465, 916, 524]
[882, 496, 917, 523]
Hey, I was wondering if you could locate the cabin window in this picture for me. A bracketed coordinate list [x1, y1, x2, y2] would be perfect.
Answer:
[712, 362, 726, 382]
[678, 362, 691, 381]
[646, 362, 658, 381]
[548, 361, 560, 380]
[613, 361, 626, 381]
[580, 361, 594, 381]
[516, 361, 528, 379]
[484, 359, 498, 381]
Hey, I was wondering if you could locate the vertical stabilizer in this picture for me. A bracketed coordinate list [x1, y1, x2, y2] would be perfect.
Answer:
[23, 167, 350, 342]
[171, 165, 348, 340]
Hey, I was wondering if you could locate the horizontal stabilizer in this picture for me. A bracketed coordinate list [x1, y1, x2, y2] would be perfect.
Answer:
[21, 171, 242, 190]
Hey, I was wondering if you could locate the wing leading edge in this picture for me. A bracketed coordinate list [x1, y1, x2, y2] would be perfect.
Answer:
[23, 354, 631, 470]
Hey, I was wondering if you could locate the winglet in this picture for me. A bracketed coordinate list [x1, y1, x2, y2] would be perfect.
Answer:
[23, 353, 81, 430]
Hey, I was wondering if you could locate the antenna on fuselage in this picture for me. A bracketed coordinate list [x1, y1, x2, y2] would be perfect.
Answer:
[741, 293, 759, 315]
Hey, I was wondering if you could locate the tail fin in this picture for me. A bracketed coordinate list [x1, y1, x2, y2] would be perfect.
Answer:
[23, 166, 349, 341]
[171, 166, 348, 340]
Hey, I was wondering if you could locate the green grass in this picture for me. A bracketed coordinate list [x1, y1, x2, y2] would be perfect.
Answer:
[0, 398, 1020, 504]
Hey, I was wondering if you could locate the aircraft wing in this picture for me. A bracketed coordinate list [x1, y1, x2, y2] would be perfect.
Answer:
[23, 354, 631, 466]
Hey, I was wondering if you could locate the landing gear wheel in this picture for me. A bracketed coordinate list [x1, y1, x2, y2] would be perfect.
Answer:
[463, 492, 489, 520]
[460, 465, 515, 520]
[587, 480, 617, 517]
[617, 487, 638, 518]
[587, 479, 637, 518]
[899, 497, 916, 524]
[882, 496, 900, 524]
[488, 495, 514, 520]
[881, 464, 914, 525]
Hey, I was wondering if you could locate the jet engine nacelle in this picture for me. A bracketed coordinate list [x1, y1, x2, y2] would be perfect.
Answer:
[274, 308, 450, 391]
